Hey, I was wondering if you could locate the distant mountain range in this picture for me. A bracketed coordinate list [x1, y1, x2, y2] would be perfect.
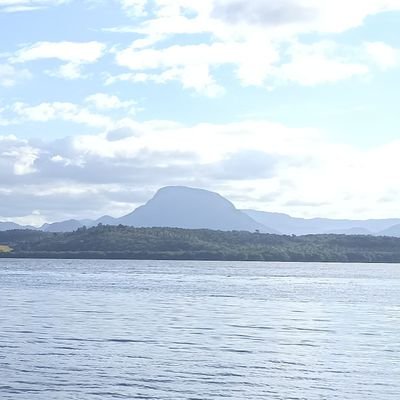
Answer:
[2, 186, 400, 237]
[242, 210, 400, 236]
[0, 222, 36, 232]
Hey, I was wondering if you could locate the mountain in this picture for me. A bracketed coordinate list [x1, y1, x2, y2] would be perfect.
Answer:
[378, 224, 400, 238]
[325, 227, 373, 235]
[113, 186, 275, 233]
[95, 215, 118, 225]
[0, 222, 36, 231]
[41, 219, 88, 233]
[243, 210, 400, 236]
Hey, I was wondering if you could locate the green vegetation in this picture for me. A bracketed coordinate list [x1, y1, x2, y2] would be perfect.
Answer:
[1, 225, 400, 263]
[0, 245, 12, 253]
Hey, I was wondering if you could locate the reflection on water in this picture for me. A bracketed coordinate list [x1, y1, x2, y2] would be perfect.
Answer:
[0, 259, 399, 399]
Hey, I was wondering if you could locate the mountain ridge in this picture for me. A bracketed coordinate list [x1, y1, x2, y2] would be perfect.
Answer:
[242, 209, 400, 236]
[0, 222, 37, 232]
[2, 186, 400, 237]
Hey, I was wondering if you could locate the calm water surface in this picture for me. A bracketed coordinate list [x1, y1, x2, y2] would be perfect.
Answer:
[0, 259, 399, 399]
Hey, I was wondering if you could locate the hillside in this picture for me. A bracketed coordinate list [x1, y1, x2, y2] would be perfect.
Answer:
[2, 225, 400, 263]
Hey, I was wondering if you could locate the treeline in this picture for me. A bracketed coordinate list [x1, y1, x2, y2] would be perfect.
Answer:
[1, 225, 400, 263]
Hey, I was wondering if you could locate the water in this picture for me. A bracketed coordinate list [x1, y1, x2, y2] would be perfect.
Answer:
[0, 260, 399, 399]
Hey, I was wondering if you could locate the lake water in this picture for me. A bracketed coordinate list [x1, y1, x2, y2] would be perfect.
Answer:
[0, 260, 399, 399]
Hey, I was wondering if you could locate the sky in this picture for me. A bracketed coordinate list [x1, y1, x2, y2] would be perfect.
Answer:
[1, 0, 400, 226]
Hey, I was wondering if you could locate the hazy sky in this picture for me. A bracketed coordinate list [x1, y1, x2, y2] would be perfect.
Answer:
[1, 0, 400, 225]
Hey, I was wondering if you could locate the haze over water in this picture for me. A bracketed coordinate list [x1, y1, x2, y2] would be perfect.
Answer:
[1, 260, 399, 399]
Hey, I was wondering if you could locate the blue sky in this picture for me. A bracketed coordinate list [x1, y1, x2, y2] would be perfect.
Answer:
[1, 0, 400, 225]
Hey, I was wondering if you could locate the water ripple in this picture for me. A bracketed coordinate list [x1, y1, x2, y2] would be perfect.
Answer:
[0, 259, 399, 399]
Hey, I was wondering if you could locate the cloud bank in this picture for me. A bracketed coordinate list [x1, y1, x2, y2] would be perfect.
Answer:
[1, 103, 400, 224]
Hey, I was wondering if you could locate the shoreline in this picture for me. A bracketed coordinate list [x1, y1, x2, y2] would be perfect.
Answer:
[1, 254, 400, 264]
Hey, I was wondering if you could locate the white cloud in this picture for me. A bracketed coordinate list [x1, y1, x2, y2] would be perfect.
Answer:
[365, 41, 400, 70]
[108, 66, 225, 97]
[3, 118, 400, 222]
[0, 0, 69, 13]
[4, 95, 141, 129]
[109, 0, 400, 93]
[118, 0, 147, 16]
[9, 146, 39, 175]
[12, 101, 112, 128]
[12, 41, 106, 79]
[0, 135, 39, 175]
[0, 63, 31, 87]
[3, 116, 400, 222]
[13, 41, 106, 64]
[275, 41, 370, 86]
[85, 93, 138, 114]
[113, 37, 374, 91]
[114, 40, 278, 94]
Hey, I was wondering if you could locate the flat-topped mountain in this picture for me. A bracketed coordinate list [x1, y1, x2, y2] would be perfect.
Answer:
[111, 186, 274, 232]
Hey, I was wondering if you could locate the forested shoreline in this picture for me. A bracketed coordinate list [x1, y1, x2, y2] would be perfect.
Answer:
[1, 225, 400, 263]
